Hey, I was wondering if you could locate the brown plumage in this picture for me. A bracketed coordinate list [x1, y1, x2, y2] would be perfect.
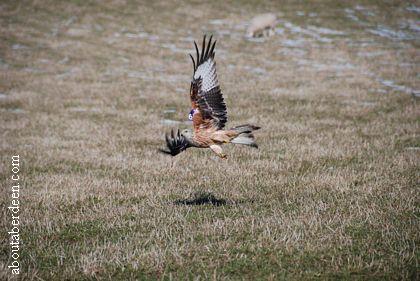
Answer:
[160, 35, 261, 158]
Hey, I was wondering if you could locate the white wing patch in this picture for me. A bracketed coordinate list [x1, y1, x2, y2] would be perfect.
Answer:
[194, 59, 218, 92]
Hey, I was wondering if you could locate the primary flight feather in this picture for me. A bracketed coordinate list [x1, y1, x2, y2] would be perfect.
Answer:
[160, 35, 261, 158]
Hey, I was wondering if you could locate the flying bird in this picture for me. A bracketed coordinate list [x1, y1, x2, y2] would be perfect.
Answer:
[160, 35, 261, 158]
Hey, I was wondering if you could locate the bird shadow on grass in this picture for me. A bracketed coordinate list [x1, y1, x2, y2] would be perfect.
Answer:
[174, 191, 227, 206]
[174, 191, 255, 206]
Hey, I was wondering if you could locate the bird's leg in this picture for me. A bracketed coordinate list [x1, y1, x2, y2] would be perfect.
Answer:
[210, 144, 227, 159]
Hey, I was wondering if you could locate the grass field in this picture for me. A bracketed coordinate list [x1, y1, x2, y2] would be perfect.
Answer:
[0, 0, 419, 280]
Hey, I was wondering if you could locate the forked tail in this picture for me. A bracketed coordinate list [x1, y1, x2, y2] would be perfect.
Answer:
[230, 124, 261, 148]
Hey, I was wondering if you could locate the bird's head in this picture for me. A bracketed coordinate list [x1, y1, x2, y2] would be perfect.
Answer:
[181, 129, 193, 140]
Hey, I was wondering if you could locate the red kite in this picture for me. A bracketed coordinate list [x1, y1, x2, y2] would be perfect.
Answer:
[160, 35, 260, 158]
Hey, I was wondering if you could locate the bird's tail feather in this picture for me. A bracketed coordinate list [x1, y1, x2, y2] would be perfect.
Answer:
[231, 133, 258, 148]
[230, 124, 260, 148]
[230, 124, 261, 134]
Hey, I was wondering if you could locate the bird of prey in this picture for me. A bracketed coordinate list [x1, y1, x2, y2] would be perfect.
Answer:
[160, 35, 260, 158]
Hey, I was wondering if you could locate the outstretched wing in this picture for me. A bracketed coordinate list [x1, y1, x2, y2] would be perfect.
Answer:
[159, 129, 191, 156]
[189, 35, 227, 131]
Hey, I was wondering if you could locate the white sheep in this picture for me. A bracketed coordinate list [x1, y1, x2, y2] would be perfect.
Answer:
[246, 13, 277, 38]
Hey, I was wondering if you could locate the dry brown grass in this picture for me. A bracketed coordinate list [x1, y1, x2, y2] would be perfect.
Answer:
[0, 0, 419, 280]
